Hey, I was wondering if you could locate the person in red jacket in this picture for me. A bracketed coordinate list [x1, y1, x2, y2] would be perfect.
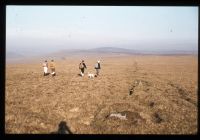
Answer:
[50, 59, 56, 76]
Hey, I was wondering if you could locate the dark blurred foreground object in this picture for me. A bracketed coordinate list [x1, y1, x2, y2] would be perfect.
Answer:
[51, 121, 73, 134]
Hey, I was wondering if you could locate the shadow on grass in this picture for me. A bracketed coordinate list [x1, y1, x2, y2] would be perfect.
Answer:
[51, 121, 73, 134]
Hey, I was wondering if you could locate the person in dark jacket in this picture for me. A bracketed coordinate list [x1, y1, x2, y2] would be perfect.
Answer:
[94, 60, 101, 76]
[79, 60, 87, 76]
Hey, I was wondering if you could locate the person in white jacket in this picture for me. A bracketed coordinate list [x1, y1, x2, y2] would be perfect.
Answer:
[42, 60, 48, 76]
[94, 60, 101, 76]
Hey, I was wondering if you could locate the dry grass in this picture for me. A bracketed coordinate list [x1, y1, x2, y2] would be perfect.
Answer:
[5, 55, 198, 134]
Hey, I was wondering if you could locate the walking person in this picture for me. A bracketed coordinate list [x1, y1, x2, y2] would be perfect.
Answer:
[42, 60, 48, 76]
[50, 59, 56, 76]
[79, 60, 87, 76]
[94, 60, 101, 76]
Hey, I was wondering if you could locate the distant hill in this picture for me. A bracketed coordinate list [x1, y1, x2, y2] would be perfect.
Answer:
[47, 47, 141, 57]
[46, 47, 197, 57]
[85, 47, 140, 54]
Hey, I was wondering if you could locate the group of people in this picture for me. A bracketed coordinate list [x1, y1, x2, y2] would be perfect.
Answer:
[42, 59, 101, 77]
[79, 60, 101, 77]
[42, 60, 56, 76]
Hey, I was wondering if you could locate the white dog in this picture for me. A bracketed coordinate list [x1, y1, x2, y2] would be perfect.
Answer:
[88, 72, 94, 79]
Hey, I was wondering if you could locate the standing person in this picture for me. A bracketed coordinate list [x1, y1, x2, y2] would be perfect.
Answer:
[50, 59, 56, 76]
[94, 60, 101, 76]
[42, 60, 48, 76]
[79, 60, 87, 76]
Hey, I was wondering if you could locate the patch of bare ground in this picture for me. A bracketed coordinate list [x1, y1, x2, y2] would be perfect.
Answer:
[5, 55, 197, 134]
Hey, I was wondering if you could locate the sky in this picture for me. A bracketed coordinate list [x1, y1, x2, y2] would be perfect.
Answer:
[6, 6, 198, 55]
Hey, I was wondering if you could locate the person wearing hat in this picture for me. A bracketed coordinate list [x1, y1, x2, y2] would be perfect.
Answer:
[42, 60, 48, 76]
[79, 60, 87, 76]
[94, 60, 101, 76]
[50, 59, 56, 76]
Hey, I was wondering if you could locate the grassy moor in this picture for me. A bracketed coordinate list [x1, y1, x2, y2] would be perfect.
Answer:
[5, 55, 198, 134]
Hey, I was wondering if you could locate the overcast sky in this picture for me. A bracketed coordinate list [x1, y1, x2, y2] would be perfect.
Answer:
[6, 6, 198, 55]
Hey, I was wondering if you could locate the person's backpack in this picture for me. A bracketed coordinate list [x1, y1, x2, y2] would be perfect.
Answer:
[79, 63, 84, 69]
